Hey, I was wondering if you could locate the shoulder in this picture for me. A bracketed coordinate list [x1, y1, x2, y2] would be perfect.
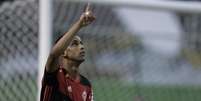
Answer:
[44, 68, 59, 77]
[42, 68, 60, 86]
[80, 75, 92, 87]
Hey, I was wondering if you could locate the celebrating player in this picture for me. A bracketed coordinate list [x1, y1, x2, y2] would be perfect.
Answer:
[40, 3, 95, 101]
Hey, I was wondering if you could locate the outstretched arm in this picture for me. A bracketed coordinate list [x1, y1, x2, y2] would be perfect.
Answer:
[45, 3, 95, 72]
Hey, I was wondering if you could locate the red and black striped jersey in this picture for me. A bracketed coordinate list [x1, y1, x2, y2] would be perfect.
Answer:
[40, 68, 93, 101]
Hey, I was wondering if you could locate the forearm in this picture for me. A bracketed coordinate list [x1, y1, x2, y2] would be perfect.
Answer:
[50, 19, 82, 56]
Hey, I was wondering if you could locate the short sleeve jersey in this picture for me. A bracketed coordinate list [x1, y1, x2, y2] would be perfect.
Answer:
[40, 68, 93, 101]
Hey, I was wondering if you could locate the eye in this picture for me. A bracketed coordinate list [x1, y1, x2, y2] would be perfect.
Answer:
[71, 41, 78, 46]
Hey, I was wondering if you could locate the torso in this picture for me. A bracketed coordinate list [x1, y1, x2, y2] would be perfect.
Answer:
[57, 68, 91, 101]
[40, 68, 92, 101]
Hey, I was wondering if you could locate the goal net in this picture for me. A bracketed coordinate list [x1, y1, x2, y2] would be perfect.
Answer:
[0, 0, 38, 101]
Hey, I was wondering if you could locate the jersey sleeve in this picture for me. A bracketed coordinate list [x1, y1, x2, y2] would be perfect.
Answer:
[40, 68, 59, 101]
[42, 68, 59, 86]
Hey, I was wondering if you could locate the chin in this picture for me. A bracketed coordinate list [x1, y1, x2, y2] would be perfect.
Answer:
[78, 59, 85, 62]
[74, 58, 85, 63]
[77, 56, 85, 62]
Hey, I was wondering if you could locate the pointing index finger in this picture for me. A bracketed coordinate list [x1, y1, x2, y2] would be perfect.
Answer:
[85, 3, 90, 12]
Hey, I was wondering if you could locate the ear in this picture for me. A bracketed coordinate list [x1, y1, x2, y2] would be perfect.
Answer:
[63, 50, 68, 57]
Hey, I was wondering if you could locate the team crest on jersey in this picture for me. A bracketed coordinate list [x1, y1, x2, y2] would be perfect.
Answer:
[67, 86, 72, 92]
[82, 91, 87, 101]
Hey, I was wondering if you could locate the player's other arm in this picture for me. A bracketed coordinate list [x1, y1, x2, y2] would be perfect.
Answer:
[45, 4, 95, 73]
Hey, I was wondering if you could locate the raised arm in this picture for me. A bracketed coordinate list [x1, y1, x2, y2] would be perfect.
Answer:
[45, 4, 95, 72]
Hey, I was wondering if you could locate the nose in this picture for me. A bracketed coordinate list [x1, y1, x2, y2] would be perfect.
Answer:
[80, 45, 84, 50]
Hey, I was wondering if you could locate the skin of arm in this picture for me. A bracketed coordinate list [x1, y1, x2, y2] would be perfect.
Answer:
[45, 7, 95, 73]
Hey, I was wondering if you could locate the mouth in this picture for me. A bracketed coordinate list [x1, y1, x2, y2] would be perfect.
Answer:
[80, 51, 85, 56]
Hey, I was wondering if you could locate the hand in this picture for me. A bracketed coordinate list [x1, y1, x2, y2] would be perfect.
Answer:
[79, 3, 95, 27]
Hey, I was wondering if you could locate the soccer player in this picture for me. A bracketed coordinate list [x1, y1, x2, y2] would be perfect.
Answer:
[40, 4, 95, 101]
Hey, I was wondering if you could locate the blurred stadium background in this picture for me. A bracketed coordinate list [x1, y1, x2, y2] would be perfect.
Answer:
[0, 0, 201, 101]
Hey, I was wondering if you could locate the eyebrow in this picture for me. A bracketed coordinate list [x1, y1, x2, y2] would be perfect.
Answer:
[72, 40, 78, 42]
[71, 39, 83, 44]
[72, 38, 80, 42]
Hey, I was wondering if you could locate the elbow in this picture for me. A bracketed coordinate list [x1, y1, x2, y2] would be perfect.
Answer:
[49, 51, 58, 59]
[49, 52, 56, 59]
[49, 49, 62, 58]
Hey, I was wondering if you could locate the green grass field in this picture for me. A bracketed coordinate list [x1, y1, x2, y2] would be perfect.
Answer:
[93, 78, 201, 101]
[1, 76, 201, 101]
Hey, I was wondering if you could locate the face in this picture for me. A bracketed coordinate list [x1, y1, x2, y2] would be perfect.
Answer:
[64, 36, 85, 62]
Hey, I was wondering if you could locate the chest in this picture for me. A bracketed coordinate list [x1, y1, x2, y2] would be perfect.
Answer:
[57, 71, 89, 101]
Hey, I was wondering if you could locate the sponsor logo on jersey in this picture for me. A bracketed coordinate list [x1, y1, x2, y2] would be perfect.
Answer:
[67, 86, 72, 92]
[82, 91, 87, 101]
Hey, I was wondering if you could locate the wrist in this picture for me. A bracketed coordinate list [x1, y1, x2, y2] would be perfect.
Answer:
[76, 19, 83, 28]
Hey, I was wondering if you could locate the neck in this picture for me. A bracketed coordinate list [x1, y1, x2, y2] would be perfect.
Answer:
[62, 58, 81, 79]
